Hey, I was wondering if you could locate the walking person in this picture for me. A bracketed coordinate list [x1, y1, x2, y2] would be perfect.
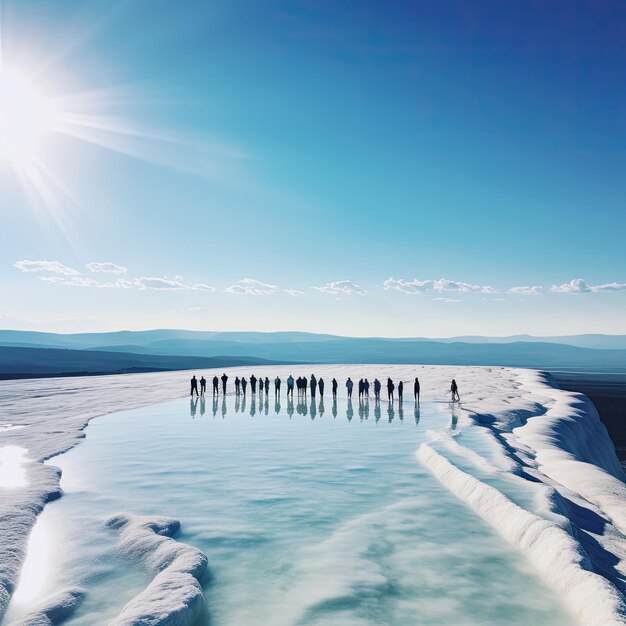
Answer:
[346, 377, 354, 398]
[190, 375, 199, 397]
[221, 373, 228, 395]
[451, 379, 460, 402]
[212, 376, 219, 396]
[318, 377, 325, 397]
[398, 380, 403, 402]
[200, 376, 206, 396]
[310, 374, 317, 398]
[414, 377, 420, 403]
[332, 378, 338, 398]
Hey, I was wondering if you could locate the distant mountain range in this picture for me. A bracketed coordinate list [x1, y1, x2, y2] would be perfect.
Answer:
[0, 329, 625, 379]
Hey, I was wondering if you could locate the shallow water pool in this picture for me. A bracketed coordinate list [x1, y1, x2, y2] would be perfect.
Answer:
[5, 393, 572, 625]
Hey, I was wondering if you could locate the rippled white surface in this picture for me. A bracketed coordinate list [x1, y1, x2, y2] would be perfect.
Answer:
[5, 393, 572, 625]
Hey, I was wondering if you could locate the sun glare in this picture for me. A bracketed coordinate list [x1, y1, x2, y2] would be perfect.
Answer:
[0, 71, 54, 163]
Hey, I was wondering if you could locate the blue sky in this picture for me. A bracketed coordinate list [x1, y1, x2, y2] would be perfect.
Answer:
[0, 0, 624, 336]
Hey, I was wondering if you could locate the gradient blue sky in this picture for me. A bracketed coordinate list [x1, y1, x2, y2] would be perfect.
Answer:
[1, 0, 624, 336]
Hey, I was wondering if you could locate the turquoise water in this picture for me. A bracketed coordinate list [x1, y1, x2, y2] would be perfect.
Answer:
[5, 394, 572, 625]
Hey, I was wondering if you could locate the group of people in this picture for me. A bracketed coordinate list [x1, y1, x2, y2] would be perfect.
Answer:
[190, 373, 461, 403]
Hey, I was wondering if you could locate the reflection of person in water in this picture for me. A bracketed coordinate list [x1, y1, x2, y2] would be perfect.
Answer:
[200, 396, 205, 416]
[414, 377, 420, 403]
[200, 376, 206, 395]
[212, 376, 219, 395]
[287, 394, 294, 419]
[387, 402, 395, 423]
[318, 378, 325, 397]
[332, 397, 338, 418]
[287, 375, 294, 397]
[374, 398, 381, 423]
[319, 397, 325, 417]
[212, 395, 218, 417]
[190, 396, 198, 416]
[190, 375, 199, 397]
[222, 397, 227, 418]
[451, 379, 460, 402]
[310, 399, 317, 420]
[414, 404, 420, 425]
[241, 377, 248, 395]
[310, 374, 317, 398]
[332, 378, 338, 398]
[250, 394, 256, 417]
[250, 375, 257, 394]
[346, 398, 354, 421]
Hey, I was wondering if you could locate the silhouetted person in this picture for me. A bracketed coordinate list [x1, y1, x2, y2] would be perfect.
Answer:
[374, 378, 381, 400]
[265, 377, 270, 395]
[212, 376, 219, 395]
[451, 379, 460, 402]
[287, 375, 294, 397]
[398, 381, 403, 402]
[310, 374, 317, 398]
[346, 377, 354, 398]
[199, 376, 206, 395]
[242, 377, 248, 394]
[302, 376, 308, 396]
[414, 377, 420, 403]
[318, 378, 325, 397]
[250, 374, 257, 394]
[275, 376, 281, 396]
[387, 378, 395, 401]
[190, 375, 199, 397]
[221, 373, 228, 395]
[235, 377, 241, 395]
[358, 378, 364, 399]
[364, 379, 370, 397]
[332, 378, 338, 398]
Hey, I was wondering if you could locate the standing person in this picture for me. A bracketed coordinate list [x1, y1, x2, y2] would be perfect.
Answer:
[287, 374, 294, 397]
[275, 376, 281, 397]
[265, 377, 270, 395]
[387, 378, 395, 401]
[346, 377, 354, 398]
[302, 375, 308, 396]
[190, 375, 199, 397]
[221, 373, 228, 395]
[414, 377, 420, 403]
[241, 377, 248, 395]
[235, 377, 241, 395]
[200, 376, 206, 396]
[364, 379, 370, 397]
[451, 379, 460, 402]
[310, 374, 317, 398]
[212, 376, 219, 396]
[332, 378, 338, 398]
[398, 380, 404, 402]
[358, 379, 364, 399]
[318, 377, 325, 397]
[250, 374, 257, 394]
[374, 378, 381, 400]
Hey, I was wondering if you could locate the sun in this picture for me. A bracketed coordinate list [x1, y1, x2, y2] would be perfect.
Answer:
[0, 70, 55, 164]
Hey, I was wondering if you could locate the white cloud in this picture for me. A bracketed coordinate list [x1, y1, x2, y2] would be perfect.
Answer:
[509, 285, 544, 295]
[191, 283, 215, 292]
[434, 297, 461, 303]
[39, 275, 100, 288]
[14, 260, 81, 275]
[224, 278, 280, 295]
[551, 278, 626, 294]
[86, 262, 128, 275]
[313, 280, 368, 296]
[384, 277, 498, 294]
[284, 289, 305, 296]
[134, 277, 188, 290]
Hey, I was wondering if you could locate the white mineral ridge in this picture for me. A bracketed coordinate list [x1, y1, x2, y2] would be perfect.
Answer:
[6, 587, 84, 626]
[106, 513, 208, 626]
